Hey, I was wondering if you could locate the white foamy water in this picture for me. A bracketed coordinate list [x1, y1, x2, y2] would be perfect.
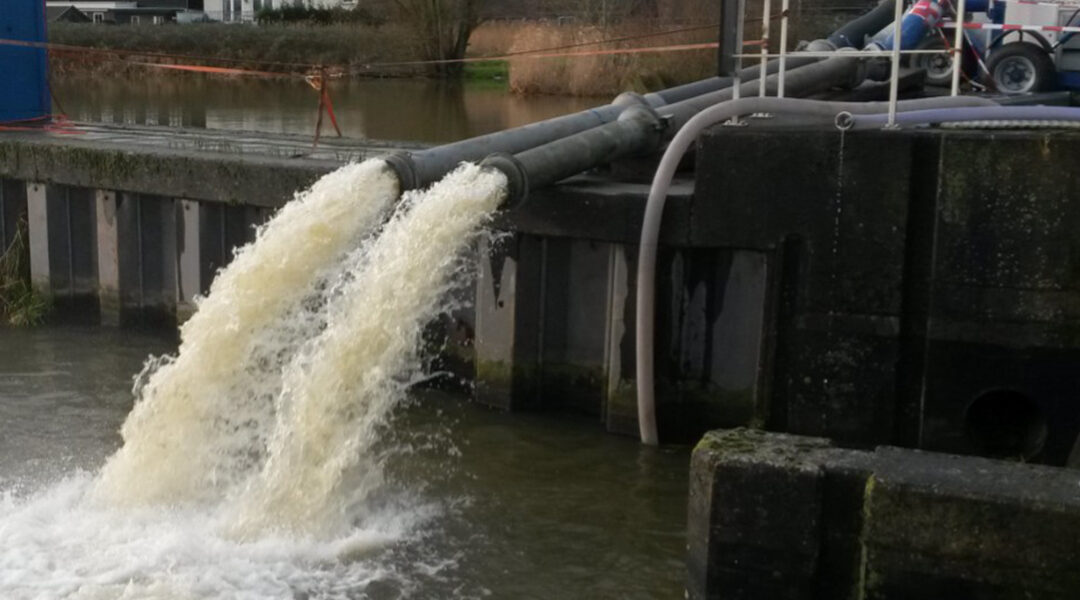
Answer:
[0, 162, 507, 599]
[95, 160, 400, 506]
[0, 474, 426, 600]
[229, 163, 507, 537]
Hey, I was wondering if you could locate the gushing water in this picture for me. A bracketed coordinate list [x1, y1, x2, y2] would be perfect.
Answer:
[96, 160, 401, 506]
[0, 161, 508, 598]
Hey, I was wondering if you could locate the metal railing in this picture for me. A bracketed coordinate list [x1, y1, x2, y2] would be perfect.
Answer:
[724, 0, 970, 127]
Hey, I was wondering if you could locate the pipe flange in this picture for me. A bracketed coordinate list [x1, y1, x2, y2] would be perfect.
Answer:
[380, 152, 420, 192]
[479, 152, 529, 210]
[612, 91, 652, 109]
[617, 103, 664, 128]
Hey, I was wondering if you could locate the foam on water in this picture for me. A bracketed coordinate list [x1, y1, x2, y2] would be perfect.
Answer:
[0, 161, 507, 598]
[0, 474, 429, 600]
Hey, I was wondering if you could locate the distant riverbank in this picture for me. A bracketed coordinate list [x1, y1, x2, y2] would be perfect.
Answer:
[48, 21, 716, 97]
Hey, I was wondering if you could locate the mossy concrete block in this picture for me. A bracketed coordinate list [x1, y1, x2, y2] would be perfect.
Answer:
[689, 429, 1080, 599]
[688, 428, 832, 600]
[863, 447, 1080, 599]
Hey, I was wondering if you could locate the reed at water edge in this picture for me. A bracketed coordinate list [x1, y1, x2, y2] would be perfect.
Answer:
[0, 219, 49, 326]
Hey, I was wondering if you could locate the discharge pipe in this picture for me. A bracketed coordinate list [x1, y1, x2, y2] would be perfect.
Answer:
[384, 63, 798, 192]
[478, 52, 868, 205]
[632, 95, 1000, 445]
[837, 105, 1080, 129]
[383, 0, 900, 192]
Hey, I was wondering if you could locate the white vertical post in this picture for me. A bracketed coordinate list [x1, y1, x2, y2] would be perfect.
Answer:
[731, 0, 747, 123]
[759, 0, 772, 98]
[887, 0, 906, 127]
[26, 183, 49, 293]
[95, 190, 121, 326]
[950, 0, 967, 96]
[177, 199, 201, 323]
[778, 0, 790, 97]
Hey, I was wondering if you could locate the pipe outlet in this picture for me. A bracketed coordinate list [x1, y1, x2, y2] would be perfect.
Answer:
[381, 152, 420, 192]
[479, 152, 530, 209]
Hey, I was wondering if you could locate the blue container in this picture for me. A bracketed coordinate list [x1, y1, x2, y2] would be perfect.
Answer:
[0, 0, 50, 123]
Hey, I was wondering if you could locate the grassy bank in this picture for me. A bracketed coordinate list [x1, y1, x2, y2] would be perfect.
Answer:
[468, 21, 717, 97]
[48, 22, 425, 78]
[0, 221, 49, 327]
[49, 19, 716, 96]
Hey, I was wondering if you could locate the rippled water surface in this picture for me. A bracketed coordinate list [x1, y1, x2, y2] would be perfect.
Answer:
[0, 326, 689, 599]
[52, 76, 599, 143]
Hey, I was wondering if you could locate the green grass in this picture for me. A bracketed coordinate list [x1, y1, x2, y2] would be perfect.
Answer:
[0, 220, 50, 327]
[463, 60, 508, 80]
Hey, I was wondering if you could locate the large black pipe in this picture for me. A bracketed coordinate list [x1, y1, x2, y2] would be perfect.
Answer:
[385, 62, 798, 191]
[385, 0, 899, 193]
[494, 53, 866, 199]
[828, 0, 897, 49]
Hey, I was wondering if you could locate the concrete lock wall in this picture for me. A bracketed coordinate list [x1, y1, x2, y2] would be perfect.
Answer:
[694, 126, 1080, 461]
[687, 428, 1080, 599]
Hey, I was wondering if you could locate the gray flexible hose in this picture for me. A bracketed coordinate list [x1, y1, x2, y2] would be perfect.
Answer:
[634, 95, 999, 445]
[840, 106, 1080, 129]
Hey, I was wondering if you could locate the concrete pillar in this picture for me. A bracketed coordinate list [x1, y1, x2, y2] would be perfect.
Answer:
[26, 182, 49, 293]
[474, 234, 544, 411]
[176, 199, 202, 322]
[95, 190, 121, 326]
[604, 243, 638, 434]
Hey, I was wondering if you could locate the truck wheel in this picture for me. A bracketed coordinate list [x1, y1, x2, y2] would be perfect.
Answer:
[908, 36, 964, 88]
[987, 43, 1056, 94]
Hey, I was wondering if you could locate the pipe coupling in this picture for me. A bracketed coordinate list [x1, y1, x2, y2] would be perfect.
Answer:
[479, 152, 529, 209]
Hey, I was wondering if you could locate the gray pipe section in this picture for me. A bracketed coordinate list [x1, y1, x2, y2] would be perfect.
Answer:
[386, 63, 807, 191]
[840, 106, 1080, 129]
[828, 0, 898, 49]
[383, 0, 901, 192]
[494, 54, 866, 198]
[633, 95, 999, 445]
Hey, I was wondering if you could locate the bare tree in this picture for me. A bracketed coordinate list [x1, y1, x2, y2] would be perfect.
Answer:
[392, 0, 485, 76]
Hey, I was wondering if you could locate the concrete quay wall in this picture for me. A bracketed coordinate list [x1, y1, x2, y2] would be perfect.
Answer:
[688, 428, 1080, 599]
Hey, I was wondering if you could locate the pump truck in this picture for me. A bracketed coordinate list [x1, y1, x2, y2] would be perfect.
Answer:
[867, 0, 1080, 93]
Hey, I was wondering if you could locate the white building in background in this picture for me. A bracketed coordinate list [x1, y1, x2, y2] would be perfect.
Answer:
[47, 1, 209, 24]
[205, 0, 356, 22]
[46, 2, 137, 23]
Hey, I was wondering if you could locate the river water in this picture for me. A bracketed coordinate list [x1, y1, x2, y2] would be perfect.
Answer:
[0, 326, 689, 598]
[51, 76, 598, 143]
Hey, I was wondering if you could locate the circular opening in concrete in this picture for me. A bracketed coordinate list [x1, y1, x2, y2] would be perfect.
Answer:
[964, 389, 1047, 461]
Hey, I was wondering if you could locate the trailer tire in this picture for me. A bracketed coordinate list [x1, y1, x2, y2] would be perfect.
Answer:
[987, 43, 1056, 94]
[907, 35, 979, 88]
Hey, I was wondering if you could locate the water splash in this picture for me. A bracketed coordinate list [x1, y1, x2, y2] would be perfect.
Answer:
[0, 160, 507, 598]
[94, 160, 400, 506]
[229, 163, 507, 538]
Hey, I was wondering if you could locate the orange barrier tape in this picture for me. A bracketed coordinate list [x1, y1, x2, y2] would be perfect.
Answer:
[129, 61, 289, 78]
[350, 41, 721, 74]
[0, 114, 84, 135]
[0, 36, 720, 79]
